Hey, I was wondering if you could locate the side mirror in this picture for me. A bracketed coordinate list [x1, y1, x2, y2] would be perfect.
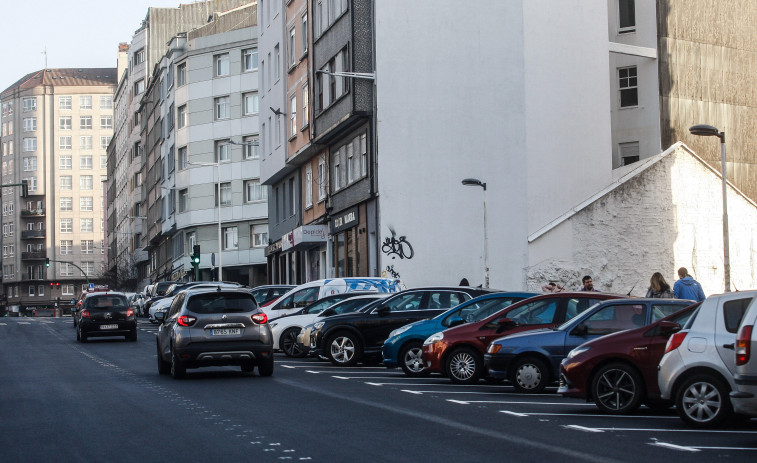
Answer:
[571, 323, 588, 337]
[448, 316, 465, 328]
[657, 320, 681, 336]
[496, 318, 517, 332]
[155, 311, 165, 323]
[376, 306, 390, 316]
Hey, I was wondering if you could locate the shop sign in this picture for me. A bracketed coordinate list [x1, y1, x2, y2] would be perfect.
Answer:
[265, 240, 282, 257]
[281, 225, 328, 251]
[331, 206, 359, 234]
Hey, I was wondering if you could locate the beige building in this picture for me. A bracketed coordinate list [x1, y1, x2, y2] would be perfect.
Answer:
[0, 69, 116, 315]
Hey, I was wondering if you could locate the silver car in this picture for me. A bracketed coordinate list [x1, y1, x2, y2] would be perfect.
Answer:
[658, 290, 757, 427]
[156, 286, 273, 379]
[732, 297, 757, 417]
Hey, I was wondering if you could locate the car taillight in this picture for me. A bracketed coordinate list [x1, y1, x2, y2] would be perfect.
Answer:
[736, 325, 753, 366]
[177, 315, 197, 327]
[81, 310, 90, 319]
[126, 308, 135, 317]
[664, 331, 688, 355]
[251, 313, 268, 324]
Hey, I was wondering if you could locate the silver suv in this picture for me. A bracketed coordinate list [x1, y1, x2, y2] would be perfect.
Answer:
[732, 297, 757, 417]
[658, 290, 757, 427]
[156, 286, 273, 379]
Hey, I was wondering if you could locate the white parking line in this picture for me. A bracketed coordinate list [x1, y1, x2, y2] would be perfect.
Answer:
[594, 427, 757, 434]
[691, 446, 757, 451]
[563, 424, 604, 433]
[649, 442, 699, 452]
[446, 399, 595, 406]
[501, 410, 529, 417]
[498, 411, 677, 419]
[401, 390, 423, 395]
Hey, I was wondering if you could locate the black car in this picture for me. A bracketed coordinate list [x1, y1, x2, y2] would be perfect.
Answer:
[310, 287, 494, 366]
[76, 292, 137, 342]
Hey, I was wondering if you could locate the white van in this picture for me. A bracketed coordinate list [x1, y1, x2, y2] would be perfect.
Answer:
[261, 278, 405, 318]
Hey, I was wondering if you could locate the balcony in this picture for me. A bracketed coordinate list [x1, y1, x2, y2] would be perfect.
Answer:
[21, 251, 46, 260]
[21, 230, 46, 239]
[21, 209, 45, 217]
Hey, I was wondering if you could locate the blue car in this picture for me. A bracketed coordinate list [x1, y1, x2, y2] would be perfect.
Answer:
[483, 298, 694, 393]
[382, 292, 539, 377]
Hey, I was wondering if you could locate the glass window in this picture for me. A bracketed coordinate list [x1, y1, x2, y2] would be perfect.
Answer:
[289, 94, 297, 138]
[245, 179, 267, 202]
[60, 240, 73, 254]
[302, 82, 309, 127]
[582, 304, 648, 336]
[60, 197, 72, 211]
[618, 0, 636, 33]
[219, 182, 232, 206]
[60, 218, 72, 233]
[223, 226, 238, 250]
[177, 105, 186, 128]
[59, 96, 72, 110]
[215, 53, 230, 76]
[244, 136, 259, 159]
[23, 118, 36, 132]
[23, 97, 37, 112]
[215, 96, 230, 120]
[177, 63, 186, 86]
[80, 197, 93, 211]
[79, 95, 92, 109]
[59, 136, 72, 150]
[178, 147, 187, 170]
[80, 175, 93, 190]
[243, 92, 259, 115]
[100, 115, 113, 129]
[99, 95, 113, 109]
[619, 66, 638, 108]
[243, 48, 258, 71]
[501, 300, 559, 327]
[81, 240, 94, 254]
[724, 298, 754, 333]
[217, 141, 230, 162]
[80, 137, 93, 151]
[379, 292, 424, 312]
[81, 218, 94, 233]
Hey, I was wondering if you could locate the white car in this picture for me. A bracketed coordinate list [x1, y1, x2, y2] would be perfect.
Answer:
[271, 294, 387, 357]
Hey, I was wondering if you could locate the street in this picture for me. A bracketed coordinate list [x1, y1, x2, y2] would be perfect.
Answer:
[1, 317, 755, 462]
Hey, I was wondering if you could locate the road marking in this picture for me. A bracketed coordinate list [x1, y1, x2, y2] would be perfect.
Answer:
[401, 390, 423, 395]
[649, 442, 699, 452]
[280, 365, 295, 369]
[595, 427, 757, 434]
[446, 399, 595, 406]
[563, 425, 604, 433]
[497, 412, 677, 419]
[691, 446, 757, 451]
[501, 410, 529, 417]
[333, 376, 352, 380]
[448, 400, 470, 405]
[305, 371, 321, 374]
[0, 323, 6, 326]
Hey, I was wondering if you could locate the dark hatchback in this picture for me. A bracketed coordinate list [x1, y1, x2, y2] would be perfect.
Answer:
[76, 293, 137, 342]
[558, 302, 698, 414]
[311, 287, 494, 366]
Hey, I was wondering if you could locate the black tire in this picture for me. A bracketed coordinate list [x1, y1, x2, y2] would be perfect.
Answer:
[157, 341, 170, 375]
[591, 363, 644, 414]
[257, 357, 274, 377]
[399, 342, 429, 377]
[280, 327, 306, 358]
[170, 346, 186, 379]
[76, 326, 81, 342]
[326, 332, 362, 366]
[510, 356, 550, 393]
[445, 347, 483, 384]
[79, 327, 88, 343]
[675, 373, 733, 428]
[126, 329, 138, 342]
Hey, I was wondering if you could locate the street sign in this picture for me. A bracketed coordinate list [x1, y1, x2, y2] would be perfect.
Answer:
[70, 299, 76, 304]
[211, 252, 216, 266]
[88, 283, 95, 291]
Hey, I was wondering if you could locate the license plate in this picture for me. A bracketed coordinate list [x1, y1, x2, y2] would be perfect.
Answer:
[211, 328, 242, 336]
[100, 324, 118, 330]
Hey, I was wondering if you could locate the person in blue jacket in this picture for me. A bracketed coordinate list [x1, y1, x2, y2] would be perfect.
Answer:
[673, 267, 705, 302]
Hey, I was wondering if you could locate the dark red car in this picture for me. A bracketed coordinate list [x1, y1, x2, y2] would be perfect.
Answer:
[558, 303, 699, 414]
[422, 292, 621, 384]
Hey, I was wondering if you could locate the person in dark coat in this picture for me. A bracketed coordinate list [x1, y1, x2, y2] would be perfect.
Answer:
[645, 272, 675, 298]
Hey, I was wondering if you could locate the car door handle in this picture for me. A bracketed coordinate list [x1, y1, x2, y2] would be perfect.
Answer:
[723, 343, 735, 350]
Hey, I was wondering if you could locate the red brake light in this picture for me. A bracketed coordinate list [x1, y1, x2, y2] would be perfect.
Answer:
[126, 308, 135, 317]
[81, 310, 90, 319]
[251, 313, 268, 324]
[736, 325, 753, 366]
[664, 331, 688, 355]
[177, 315, 197, 327]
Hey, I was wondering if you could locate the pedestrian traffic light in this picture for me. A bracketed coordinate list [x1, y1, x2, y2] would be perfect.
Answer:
[192, 245, 201, 264]
[21, 180, 29, 198]
[45, 258, 50, 267]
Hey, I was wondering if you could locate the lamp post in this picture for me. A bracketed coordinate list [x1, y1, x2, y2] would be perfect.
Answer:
[461, 178, 489, 288]
[689, 124, 730, 292]
[188, 160, 223, 281]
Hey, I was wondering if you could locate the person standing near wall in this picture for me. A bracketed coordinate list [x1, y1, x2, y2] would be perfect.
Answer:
[645, 272, 675, 298]
[579, 275, 599, 292]
[673, 267, 705, 302]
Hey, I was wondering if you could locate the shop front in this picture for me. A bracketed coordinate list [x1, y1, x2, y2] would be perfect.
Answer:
[330, 205, 370, 278]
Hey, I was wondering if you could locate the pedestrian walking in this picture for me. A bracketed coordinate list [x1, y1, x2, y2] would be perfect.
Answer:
[579, 275, 599, 292]
[645, 272, 675, 298]
[673, 267, 705, 302]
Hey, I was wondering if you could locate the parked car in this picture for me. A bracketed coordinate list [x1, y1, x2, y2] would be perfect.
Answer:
[310, 287, 492, 366]
[75, 292, 136, 342]
[423, 293, 620, 385]
[155, 286, 273, 379]
[383, 291, 539, 377]
[261, 278, 405, 318]
[251, 284, 296, 307]
[559, 302, 698, 414]
[658, 291, 757, 427]
[732, 297, 757, 418]
[142, 281, 178, 317]
[272, 293, 387, 357]
[485, 298, 692, 393]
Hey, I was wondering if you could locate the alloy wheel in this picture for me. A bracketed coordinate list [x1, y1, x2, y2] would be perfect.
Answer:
[402, 346, 424, 374]
[681, 381, 722, 423]
[449, 351, 477, 383]
[595, 368, 638, 412]
[330, 336, 356, 364]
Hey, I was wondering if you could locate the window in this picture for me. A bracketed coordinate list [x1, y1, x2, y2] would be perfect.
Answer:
[219, 182, 232, 206]
[245, 179, 266, 202]
[179, 189, 188, 212]
[99, 95, 113, 109]
[167, 145, 175, 174]
[79, 116, 92, 130]
[100, 137, 111, 150]
[333, 157, 341, 191]
[620, 141, 640, 166]
[100, 156, 107, 169]
[60, 197, 72, 211]
[81, 262, 95, 277]
[301, 13, 309, 55]
[215, 96, 230, 120]
[62, 284, 74, 296]
[134, 143, 143, 158]
[619, 66, 638, 108]
[79, 95, 92, 109]
[243, 48, 258, 71]
[274, 44, 281, 81]
[178, 147, 187, 170]
[80, 155, 93, 170]
[302, 82, 309, 127]
[60, 218, 72, 233]
[80, 240, 94, 254]
[318, 157, 326, 200]
[252, 224, 268, 247]
[59, 116, 72, 130]
[275, 115, 281, 146]
[243, 92, 259, 115]
[60, 240, 73, 255]
[23, 97, 36, 111]
[134, 172, 142, 186]
[724, 298, 753, 333]
[60, 176, 72, 190]
[582, 304, 649, 335]
[80, 137, 93, 151]
[23, 118, 36, 132]
[23, 157, 37, 171]
[177, 63, 186, 86]
[80, 197, 93, 211]
[305, 164, 313, 207]
[618, 0, 636, 34]
[360, 133, 367, 176]
[346, 143, 354, 183]
[80, 175, 93, 190]
[59, 136, 72, 150]
[244, 136, 259, 159]
[59, 155, 72, 170]
[81, 218, 94, 233]
[177, 105, 186, 128]
[59, 96, 72, 110]
[29, 286, 36, 297]
[289, 94, 297, 138]
[215, 53, 230, 77]
[134, 79, 145, 94]
[288, 177, 295, 216]
[23, 138, 37, 152]
[134, 48, 145, 64]
[223, 226, 238, 250]
[288, 26, 297, 68]
[216, 140, 230, 162]
[100, 115, 113, 129]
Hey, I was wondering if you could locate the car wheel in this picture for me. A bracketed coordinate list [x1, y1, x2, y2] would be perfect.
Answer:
[511, 356, 550, 393]
[280, 327, 306, 358]
[446, 347, 482, 384]
[257, 357, 274, 377]
[76, 326, 81, 342]
[157, 341, 170, 375]
[126, 330, 138, 342]
[79, 327, 87, 343]
[327, 332, 362, 366]
[591, 363, 644, 414]
[676, 373, 732, 428]
[399, 342, 429, 377]
[170, 346, 186, 379]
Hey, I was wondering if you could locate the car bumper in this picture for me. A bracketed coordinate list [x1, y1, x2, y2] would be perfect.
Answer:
[731, 375, 757, 417]
[657, 349, 684, 400]
[421, 342, 447, 374]
[80, 320, 136, 337]
[381, 343, 399, 368]
[557, 362, 585, 398]
[484, 353, 516, 379]
[174, 341, 273, 368]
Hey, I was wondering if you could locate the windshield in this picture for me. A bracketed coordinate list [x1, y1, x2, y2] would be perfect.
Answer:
[556, 301, 603, 331]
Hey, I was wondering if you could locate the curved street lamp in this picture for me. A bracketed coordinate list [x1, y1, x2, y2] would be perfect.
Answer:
[461, 178, 489, 288]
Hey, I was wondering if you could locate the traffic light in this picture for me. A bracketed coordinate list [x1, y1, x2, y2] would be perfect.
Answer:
[192, 245, 201, 265]
[45, 258, 50, 267]
[21, 180, 28, 198]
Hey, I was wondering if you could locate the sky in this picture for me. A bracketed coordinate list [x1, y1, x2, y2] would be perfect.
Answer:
[0, 0, 191, 93]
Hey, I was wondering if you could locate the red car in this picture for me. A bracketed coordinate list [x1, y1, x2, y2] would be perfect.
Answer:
[558, 303, 698, 414]
[422, 292, 621, 384]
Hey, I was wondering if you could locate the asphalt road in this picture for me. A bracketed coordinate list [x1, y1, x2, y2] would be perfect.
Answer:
[1, 317, 756, 462]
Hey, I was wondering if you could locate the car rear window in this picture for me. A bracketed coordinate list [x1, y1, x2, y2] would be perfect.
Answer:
[724, 298, 754, 333]
[187, 293, 257, 314]
[86, 295, 128, 309]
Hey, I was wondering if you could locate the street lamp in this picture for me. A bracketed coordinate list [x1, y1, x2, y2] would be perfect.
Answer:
[689, 124, 730, 292]
[461, 178, 489, 288]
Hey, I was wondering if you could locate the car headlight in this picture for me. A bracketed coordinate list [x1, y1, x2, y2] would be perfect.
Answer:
[313, 321, 325, 330]
[567, 346, 591, 359]
[389, 324, 413, 339]
[423, 332, 444, 346]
